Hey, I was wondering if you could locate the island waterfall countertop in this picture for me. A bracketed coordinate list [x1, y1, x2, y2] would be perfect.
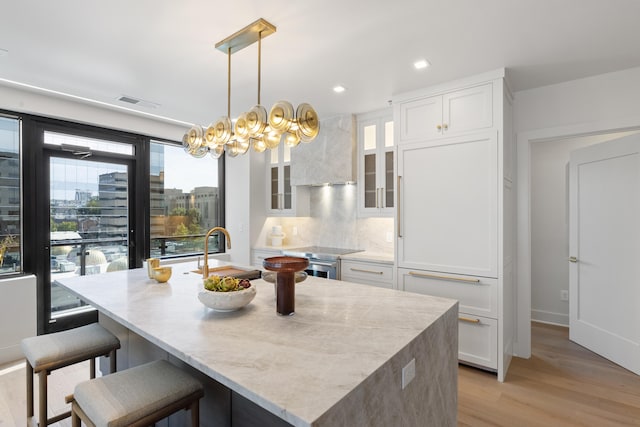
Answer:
[55, 259, 458, 427]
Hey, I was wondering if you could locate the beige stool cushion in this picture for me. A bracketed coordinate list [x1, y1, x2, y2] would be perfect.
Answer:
[74, 360, 203, 427]
[21, 323, 120, 371]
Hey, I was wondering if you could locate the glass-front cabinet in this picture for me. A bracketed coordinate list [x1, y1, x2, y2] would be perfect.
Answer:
[267, 144, 309, 216]
[357, 109, 394, 217]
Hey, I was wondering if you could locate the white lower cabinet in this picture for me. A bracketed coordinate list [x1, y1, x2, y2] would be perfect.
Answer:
[341, 260, 394, 289]
[458, 314, 498, 369]
[398, 268, 498, 371]
[251, 248, 282, 269]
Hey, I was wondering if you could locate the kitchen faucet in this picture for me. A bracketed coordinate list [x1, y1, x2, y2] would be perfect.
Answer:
[203, 227, 231, 278]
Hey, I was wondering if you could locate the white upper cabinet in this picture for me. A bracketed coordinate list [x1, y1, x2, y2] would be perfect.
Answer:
[267, 144, 309, 217]
[397, 83, 493, 144]
[357, 109, 395, 217]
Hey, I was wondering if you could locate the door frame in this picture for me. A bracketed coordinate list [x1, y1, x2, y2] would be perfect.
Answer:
[23, 116, 145, 334]
[515, 117, 640, 359]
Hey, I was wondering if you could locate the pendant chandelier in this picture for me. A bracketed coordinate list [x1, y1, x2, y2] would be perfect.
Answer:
[182, 18, 320, 159]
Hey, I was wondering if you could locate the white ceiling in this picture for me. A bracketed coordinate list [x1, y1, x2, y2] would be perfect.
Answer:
[1, 0, 640, 127]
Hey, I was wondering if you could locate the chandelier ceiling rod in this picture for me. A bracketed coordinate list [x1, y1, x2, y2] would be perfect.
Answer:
[227, 47, 231, 118]
[258, 31, 262, 106]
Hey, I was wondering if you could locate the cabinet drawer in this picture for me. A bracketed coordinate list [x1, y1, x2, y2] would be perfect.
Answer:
[251, 249, 282, 269]
[458, 314, 498, 370]
[398, 268, 497, 318]
[341, 260, 394, 289]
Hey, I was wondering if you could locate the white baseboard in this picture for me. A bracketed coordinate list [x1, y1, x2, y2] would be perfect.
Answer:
[531, 309, 569, 327]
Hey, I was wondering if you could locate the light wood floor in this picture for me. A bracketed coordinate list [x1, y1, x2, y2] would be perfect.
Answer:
[1, 323, 639, 426]
[459, 322, 640, 426]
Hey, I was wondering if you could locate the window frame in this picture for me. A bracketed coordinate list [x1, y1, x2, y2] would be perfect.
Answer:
[0, 112, 23, 278]
[3, 108, 225, 334]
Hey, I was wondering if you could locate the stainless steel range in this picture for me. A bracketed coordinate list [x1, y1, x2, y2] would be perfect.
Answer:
[282, 246, 362, 280]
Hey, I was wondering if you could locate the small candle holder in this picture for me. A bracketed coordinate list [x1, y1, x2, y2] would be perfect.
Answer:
[263, 256, 309, 315]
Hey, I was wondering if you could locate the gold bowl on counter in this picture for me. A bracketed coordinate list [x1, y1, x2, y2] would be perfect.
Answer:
[152, 266, 172, 283]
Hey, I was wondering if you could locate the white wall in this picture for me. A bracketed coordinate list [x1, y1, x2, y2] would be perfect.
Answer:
[252, 184, 395, 254]
[0, 275, 36, 364]
[514, 65, 640, 356]
[0, 83, 187, 141]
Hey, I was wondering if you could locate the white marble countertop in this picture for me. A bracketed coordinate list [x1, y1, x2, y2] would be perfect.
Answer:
[55, 260, 455, 426]
[339, 251, 395, 264]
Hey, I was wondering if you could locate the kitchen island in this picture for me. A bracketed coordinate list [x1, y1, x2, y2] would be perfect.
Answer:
[55, 259, 458, 427]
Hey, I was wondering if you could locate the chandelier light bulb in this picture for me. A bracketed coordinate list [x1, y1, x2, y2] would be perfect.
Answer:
[283, 131, 301, 147]
[252, 137, 267, 153]
[264, 129, 281, 149]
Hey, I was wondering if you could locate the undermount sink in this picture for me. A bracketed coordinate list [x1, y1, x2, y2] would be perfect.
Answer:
[192, 265, 261, 280]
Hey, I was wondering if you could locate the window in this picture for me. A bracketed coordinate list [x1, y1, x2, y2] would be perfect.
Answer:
[0, 116, 21, 275]
[149, 141, 223, 257]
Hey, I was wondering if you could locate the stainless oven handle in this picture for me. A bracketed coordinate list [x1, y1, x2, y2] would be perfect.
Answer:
[309, 261, 337, 268]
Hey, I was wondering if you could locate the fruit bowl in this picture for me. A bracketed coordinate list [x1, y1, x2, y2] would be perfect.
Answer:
[198, 276, 256, 312]
[198, 286, 256, 312]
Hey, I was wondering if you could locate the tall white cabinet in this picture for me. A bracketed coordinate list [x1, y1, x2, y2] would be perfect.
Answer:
[393, 69, 515, 381]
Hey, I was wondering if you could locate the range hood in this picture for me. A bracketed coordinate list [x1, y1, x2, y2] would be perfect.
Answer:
[290, 114, 356, 186]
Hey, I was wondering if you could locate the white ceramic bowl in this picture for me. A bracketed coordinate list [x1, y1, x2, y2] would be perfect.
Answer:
[198, 286, 256, 312]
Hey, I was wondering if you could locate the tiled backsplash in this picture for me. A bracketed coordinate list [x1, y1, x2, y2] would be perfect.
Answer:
[256, 185, 394, 253]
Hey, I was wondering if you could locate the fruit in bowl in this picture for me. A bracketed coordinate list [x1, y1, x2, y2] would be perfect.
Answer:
[198, 276, 256, 312]
[204, 276, 252, 292]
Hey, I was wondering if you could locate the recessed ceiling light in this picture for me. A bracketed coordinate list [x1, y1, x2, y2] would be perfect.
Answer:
[414, 59, 430, 70]
[333, 85, 346, 93]
[0, 48, 8, 57]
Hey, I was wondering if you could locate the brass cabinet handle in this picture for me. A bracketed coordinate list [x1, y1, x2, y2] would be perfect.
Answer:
[408, 271, 481, 284]
[436, 124, 442, 131]
[569, 256, 578, 263]
[443, 123, 449, 131]
[459, 316, 481, 324]
[397, 176, 402, 238]
[350, 268, 384, 275]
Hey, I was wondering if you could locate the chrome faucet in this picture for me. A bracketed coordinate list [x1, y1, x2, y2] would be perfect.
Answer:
[203, 227, 232, 278]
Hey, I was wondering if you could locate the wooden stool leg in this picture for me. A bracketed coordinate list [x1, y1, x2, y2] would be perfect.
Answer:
[90, 357, 95, 380]
[190, 400, 199, 427]
[26, 362, 33, 418]
[38, 370, 48, 427]
[71, 403, 81, 427]
[109, 349, 117, 373]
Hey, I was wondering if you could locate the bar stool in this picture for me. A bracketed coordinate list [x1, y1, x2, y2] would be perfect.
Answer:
[21, 323, 120, 426]
[69, 359, 204, 427]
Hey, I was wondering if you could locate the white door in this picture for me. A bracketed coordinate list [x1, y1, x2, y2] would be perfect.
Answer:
[569, 134, 640, 375]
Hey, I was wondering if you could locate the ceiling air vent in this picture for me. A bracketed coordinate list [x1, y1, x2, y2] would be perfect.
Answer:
[117, 95, 160, 109]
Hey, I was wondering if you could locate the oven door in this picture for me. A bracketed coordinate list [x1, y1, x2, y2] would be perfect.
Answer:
[305, 260, 338, 280]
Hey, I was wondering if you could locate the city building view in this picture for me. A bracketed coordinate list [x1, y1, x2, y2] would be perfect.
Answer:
[48, 139, 220, 313]
[0, 117, 20, 275]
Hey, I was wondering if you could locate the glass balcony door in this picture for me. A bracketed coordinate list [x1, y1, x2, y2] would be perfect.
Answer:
[41, 133, 136, 332]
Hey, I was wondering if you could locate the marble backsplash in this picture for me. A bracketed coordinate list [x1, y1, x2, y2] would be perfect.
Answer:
[255, 184, 394, 253]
